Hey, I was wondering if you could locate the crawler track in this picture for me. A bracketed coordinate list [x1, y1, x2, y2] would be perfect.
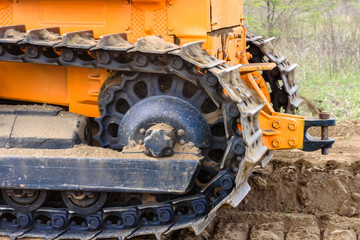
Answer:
[246, 33, 302, 113]
[0, 26, 272, 239]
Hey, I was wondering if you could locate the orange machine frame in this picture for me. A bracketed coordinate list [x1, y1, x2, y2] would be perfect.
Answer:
[0, 0, 305, 151]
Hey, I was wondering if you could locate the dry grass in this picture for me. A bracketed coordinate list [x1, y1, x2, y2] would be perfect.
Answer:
[245, 0, 360, 119]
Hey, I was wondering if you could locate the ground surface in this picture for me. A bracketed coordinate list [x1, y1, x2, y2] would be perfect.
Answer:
[164, 120, 360, 240]
[2, 121, 359, 240]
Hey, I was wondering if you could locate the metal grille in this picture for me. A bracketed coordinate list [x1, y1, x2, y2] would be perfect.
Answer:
[128, 6, 172, 43]
[0, 6, 13, 26]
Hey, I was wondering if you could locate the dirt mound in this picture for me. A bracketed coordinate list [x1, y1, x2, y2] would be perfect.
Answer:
[164, 120, 360, 240]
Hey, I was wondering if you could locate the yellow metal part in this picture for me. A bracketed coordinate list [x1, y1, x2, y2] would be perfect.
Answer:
[210, 0, 243, 31]
[238, 49, 306, 150]
[0, 0, 305, 151]
[260, 111, 305, 150]
[238, 62, 276, 73]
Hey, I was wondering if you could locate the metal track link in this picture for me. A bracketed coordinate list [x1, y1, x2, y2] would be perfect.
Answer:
[246, 32, 303, 113]
[0, 25, 271, 239]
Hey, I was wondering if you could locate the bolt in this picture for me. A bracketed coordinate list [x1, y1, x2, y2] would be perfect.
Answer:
[124, 25, 130, 31]
[288, 121, 297, 131]
[5, 143, 10, 149]
[168, 0, 174, 6]
[177, 129, 185, 136]
[179, 139, 185, 145]
[272, 120, 281, 129]
[88, 217, 101, 230]
[188, 142, 194, 149]
[206, 75, 218, 86]
[288, 138, 297, 147]
[229, 105, 240, 118]
[145, 26, 152, 33]
[319, 111, 330, 155]
[164, 149, 172, 156]
[98, 51, 111, 65]
[171, 57, 184, 69]
[319, 112, 330, 119]
[62, 49, 75, 62]
[53, 216, 66, 229]
[168, 26, 174, 31]
[139, 128, 146, 134]
[123, 214, 136, 227]
[27, 46, 39, 58]
[258, 82, 266, 88]
[138, 140, 144, 145]
[271, 138, 281, 148]
[234, 143, 245, 155]
[193, 202, 206, 215]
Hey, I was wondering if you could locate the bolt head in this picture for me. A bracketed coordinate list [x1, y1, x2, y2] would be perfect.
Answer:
[272, 120, 281, 129]
[145, 26, 152, 33]
[139, 128, 146, 134]
[206, 75, 218, 86]
[258, 82, 266, 88]
[179, 139, 185, 145]
[288, 138, 297, 147]
[177, 129, 185, 136]
[271, 138, 281, 148]
[319, 111, 330, 119]
[288, 121, 297, 131]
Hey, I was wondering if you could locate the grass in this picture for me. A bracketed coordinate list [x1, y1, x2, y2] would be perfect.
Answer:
[295, 59, 360, 119]
[244, 0, 360, 120]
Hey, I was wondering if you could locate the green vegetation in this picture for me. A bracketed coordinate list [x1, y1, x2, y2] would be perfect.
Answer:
[245, 0, 360, 119]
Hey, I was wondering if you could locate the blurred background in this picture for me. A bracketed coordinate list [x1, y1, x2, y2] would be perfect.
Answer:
[245, 0, 360, 119]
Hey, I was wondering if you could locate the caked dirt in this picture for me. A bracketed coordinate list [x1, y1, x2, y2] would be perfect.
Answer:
[164, 120, 360, 240]
[3, 120, 360, 240]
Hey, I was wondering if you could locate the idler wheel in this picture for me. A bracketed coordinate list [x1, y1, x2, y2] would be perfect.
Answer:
[2, 189, 47, 213]
[61, 191, 107, 215]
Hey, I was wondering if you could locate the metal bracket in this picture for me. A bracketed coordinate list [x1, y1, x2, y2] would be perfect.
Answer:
[302, 118, 335, 153]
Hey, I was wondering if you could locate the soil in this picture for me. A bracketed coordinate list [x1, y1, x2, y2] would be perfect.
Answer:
[38, 29, 61, 42]
[1, 121, 359, 240]
[133, 36, 178, 52]
[162, 120, 360, 240]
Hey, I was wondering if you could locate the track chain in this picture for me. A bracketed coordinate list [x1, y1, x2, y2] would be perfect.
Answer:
[246, 32, 302, 113]
[0, 26, 272, 239]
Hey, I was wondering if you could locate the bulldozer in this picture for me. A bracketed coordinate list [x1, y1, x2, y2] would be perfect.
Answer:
[0, 0, 335, 239]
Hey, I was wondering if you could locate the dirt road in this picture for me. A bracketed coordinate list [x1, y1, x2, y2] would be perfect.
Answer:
[165, 120, 360, 240]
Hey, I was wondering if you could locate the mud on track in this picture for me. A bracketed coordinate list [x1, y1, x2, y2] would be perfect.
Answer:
[164, 120, 360, 240]
[2, 121, 360, 240]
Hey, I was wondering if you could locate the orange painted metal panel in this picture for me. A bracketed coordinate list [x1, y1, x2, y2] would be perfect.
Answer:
[67, 68, 108, 118]
[127, 0, 172, 42]
[12, 0, 131, 38]
[0, 62, 68, 106]
[167, 0, 210, 39]
[211, 0, 242, 30]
